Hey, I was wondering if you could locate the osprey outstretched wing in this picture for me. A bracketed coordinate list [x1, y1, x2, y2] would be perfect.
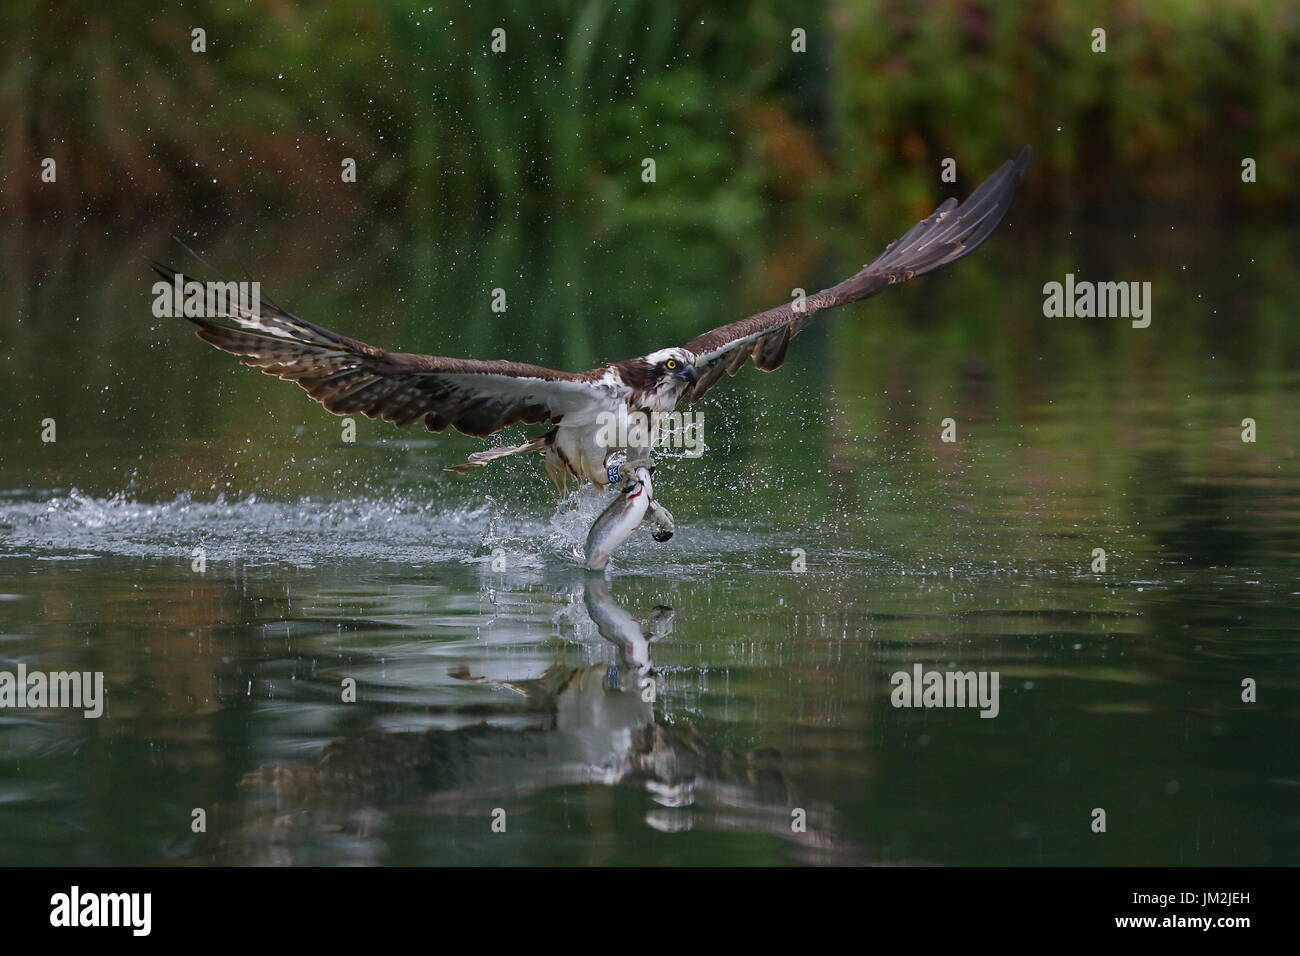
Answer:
[157, 261, 613, 439]
[682, 146, 1031, 401]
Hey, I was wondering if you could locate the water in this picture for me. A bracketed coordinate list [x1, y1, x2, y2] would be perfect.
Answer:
[1, 213, 1298, 865]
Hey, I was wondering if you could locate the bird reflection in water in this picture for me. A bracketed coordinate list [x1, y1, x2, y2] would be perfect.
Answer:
[225, 575, 844, 863]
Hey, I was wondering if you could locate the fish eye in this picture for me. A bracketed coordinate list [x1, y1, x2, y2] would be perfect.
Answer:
[664, 359, 678, 370]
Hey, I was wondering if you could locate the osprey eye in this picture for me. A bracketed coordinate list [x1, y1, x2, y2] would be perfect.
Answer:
[665, 359, 678, 370]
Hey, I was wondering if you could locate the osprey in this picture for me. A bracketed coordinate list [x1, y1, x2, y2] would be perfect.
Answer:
[163, 149, 1029, 558]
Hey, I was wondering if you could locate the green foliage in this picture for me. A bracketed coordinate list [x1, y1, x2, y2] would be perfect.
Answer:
[0, 0, 822, 228]
[2, 0, 1296, 225]
[831, 0, 1300, 218]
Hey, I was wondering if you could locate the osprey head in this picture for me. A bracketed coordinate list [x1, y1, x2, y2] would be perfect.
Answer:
[617, 347, 698, 409]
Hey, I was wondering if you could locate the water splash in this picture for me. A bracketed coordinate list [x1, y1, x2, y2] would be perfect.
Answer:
[0, 487, 791, 574]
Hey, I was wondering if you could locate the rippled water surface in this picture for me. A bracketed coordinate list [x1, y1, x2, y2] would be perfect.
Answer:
[2, 217, 1298, 865]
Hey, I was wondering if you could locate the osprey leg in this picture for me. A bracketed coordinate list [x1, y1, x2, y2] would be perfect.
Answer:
[443, 437, 547, 474]
[646, 499, 674, 542]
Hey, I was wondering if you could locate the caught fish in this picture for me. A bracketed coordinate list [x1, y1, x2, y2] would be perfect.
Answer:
[584, 466, 654, 571]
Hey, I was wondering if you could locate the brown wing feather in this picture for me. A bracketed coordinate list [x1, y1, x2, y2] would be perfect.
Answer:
[683, 147, 1031, 401]
[157, 265, 607, 439]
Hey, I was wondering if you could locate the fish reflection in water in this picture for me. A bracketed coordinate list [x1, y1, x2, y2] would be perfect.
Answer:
[224, 575, 845, 864]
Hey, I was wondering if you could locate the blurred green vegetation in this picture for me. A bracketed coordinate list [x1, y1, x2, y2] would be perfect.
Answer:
[0, 0, 826, 235]
[2, 0, 1295, 228]
[832, 0, 1300, 218]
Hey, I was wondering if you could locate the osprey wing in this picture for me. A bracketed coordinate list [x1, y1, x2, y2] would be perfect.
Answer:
[160, 264, 609, 439]
[682, 147, 1031, 402]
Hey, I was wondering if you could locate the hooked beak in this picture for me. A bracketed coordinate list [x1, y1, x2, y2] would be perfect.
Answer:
[675, 364, 699, 384]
